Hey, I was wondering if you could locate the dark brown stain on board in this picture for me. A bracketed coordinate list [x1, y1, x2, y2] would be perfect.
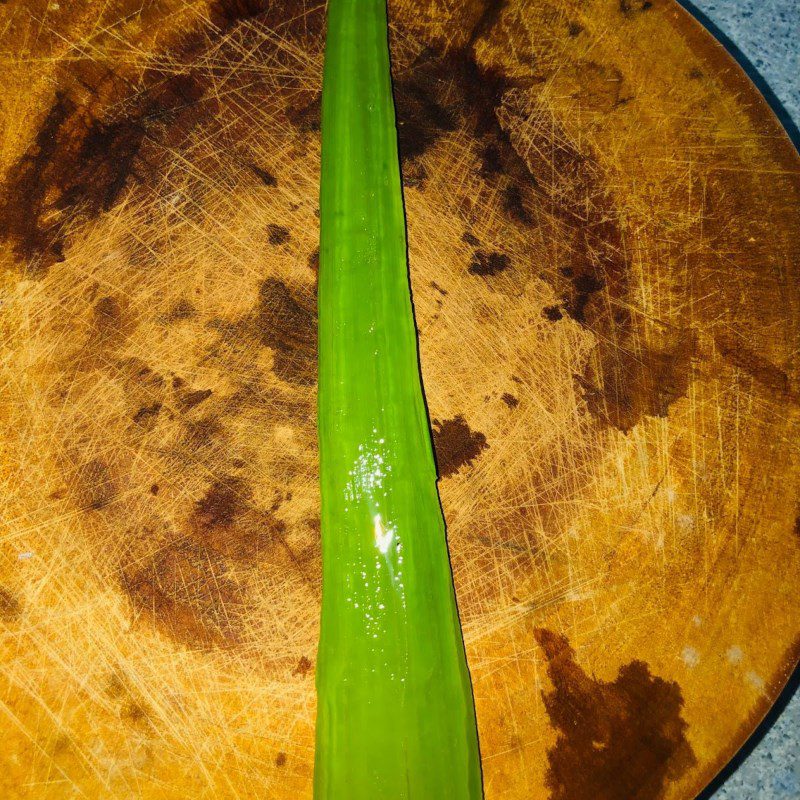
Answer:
[0, 586, 22, 622]
[121, 539, 247, 649]
[267, 224, 291, 246]
[182, 416, 224, 453]
[250, 163, 277, 187]
[387, 19, 696, 433]
[253, 278, 317, 386]
[620, 0, 654, 15]
[5, 0, 695, 435]
[469, 250, 511, 276]
[121, 700, 152, 727]
[74, 458, 117, 510]
[132, 403, 163, 429]
[180, 389, 213, 410]
[286, 93, 322, 132]
[432, 416, 489, 478]
[0, 0, 301, 275]
[92, 296, 125, 340]
[121, 475, 288, 649]
[293, 655, 313, 676]
[502, 184, 532, 224]
[714, 331, 794, 398]
[501, 392, 519, 409]
[167, 299, 196, 322]
[190, 477, 286, 563]
[194, 480, 246, 530]
[308, 247, 320, 273]
[543, 305, 564, 322]
[535, 628, 697, 800]
[578, 331, 697, 432]
[0, 70, 204, 274]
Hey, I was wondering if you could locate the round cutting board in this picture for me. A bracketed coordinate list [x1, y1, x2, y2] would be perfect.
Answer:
[1, 1, 798, 798]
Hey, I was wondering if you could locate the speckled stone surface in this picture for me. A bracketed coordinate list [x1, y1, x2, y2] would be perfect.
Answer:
[686, 3, 799, 797]
[689, 0, 799, 125]
[710, 694, 800, 798]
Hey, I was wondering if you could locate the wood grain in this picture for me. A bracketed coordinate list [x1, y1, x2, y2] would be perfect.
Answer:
[0, 1, 798, 798]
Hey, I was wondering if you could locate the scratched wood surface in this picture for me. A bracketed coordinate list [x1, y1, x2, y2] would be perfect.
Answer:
[1, 1, 799, 798]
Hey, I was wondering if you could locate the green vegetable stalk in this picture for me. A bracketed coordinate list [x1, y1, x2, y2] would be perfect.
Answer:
[314, 0, 483, 798]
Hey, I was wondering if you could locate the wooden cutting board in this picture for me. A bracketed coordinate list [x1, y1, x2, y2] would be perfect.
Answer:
[1, 1, 798, 798]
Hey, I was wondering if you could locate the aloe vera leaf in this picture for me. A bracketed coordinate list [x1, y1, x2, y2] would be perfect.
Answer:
[314, 1, 483, 798]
